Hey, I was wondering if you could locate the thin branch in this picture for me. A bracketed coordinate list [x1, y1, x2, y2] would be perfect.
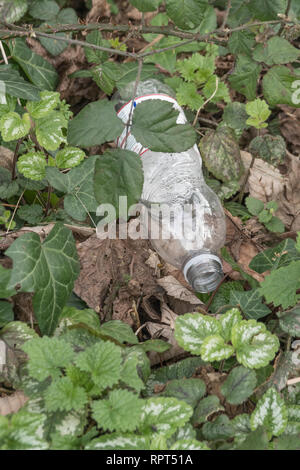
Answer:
[12, 137, 23, 180]
[0, 39, 8, 64]
[6, 190, 24, 233]
[220, 0, 232, 30]
[279, 0, 292, 34]
[193, 76, 219, 126]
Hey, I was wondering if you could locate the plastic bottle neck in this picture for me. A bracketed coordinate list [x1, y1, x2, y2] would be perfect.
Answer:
[183, 252, 223, 293]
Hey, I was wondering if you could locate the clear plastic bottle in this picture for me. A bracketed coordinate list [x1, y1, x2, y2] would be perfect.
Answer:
[114, 79, 226, 293]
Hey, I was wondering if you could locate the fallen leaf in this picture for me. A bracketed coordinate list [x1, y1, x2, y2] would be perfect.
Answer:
[157, 276, 202, 305]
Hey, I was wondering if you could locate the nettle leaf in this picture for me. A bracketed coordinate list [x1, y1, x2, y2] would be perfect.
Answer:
[75, 341, 122, 390]
[44, 377, 88, 412]
[176, 53, 215, 85]
[174, 313, 221, 355]
[17, 204, 44, 225]
[93, 149, 143, 218]
[230, 289, 271, 320]
[199, 126, 244, 183]
[166, 0, 215, 30]
[228, 30, 255, 57]
[0, 66, 40, 101]
[259, 261, 300, 309]
[46, 156, 98, 221]
[231, 319, 280, 369]
[192, 395, 224, 425]
[85, 433, 149, 450]
[0, 410, 48, 450]
[250, 387, 288, 437]
[140, 397, 193, 437]
[245, 99, 271, 129]
[249, 135, 286, 166]
[99, 320, 139, 345]
[0, 0, 27, 22]
[17, 151, 47, 181]
[249, 239, 300, 273]
[35, 111, 68, 151]
[9, 38, 58, 91]
[0, 167, 19, 199]
[278, 307, 300, 337]
[0, 265, 16, 298]
[55, 147, 85, 169]
[219, 308, 243, 342]
[22, 336, 75, 381]
[92, 390, 143, 433]
[27, 91, 60, 119]
[0, 112, 30, 142]
[253, 37, 299, 66]
[221, 366, 257, 405]
[68, 100, 123, 148]
[176, 81, 204, 111]
[162, 378, 206, 408]
[6, 223, 80, 335]
[131, 100, 196, 153]
[200, 335, 234, 362]
[229, 55, 262, 101]
[263, 66, 300, 108]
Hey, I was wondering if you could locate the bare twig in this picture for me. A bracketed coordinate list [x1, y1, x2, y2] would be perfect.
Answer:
[193, 76, 219, 127]
[220, 0, 232, 30]
[6, 190, 25, 233]
[12, 137, 24, 180]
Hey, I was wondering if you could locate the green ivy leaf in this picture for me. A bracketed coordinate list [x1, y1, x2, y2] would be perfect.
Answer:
[55, 147, 85, 169]
[17, 151, 47, 181]
[278, 306, 300, 336]
[17, 204, 44, 225]
[131, 100, 196, 153]
[44, 377, 88, 412]
[35, 111, 68, 151]
[22, 336, 75, 381]
[221, 366, 257, 405]
[9, 38, 58, 91]
[200, 334, 234, 362]
[93, 149, 143, 219]
[231, 319, 280, 369]
[230, 289, 271, 320]
[263, 65, 300, 108]
[174, 313, 221, 355]
[92, 389, 143, 432]
[203, 76, 231, 104]
[229, 55, 262, 101]
[0, 301, 14, 327]
[46, 156, 98, 221]
[250, 387, 288, 437]
[166, 0, 215, 30]
[249, 239, 300, 273]
[253, 37, 299, 66]
[245, 98, 271, 129]
[75, 341, 122, 390]
[0, 112, 30, 142]
[259, 261, 300, 309]
[0, 65, 40, 101]
[68, 99, 124, 148]
[6, 223, 80, 335]
[139, 397, 193, 437]
[0, 265, 16, 298]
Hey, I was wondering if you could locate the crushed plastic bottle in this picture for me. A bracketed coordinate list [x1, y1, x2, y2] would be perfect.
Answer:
[114, 79, 226, 293]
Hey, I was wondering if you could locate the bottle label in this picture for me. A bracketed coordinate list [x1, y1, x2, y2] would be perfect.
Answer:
[116, 94, 187, 156]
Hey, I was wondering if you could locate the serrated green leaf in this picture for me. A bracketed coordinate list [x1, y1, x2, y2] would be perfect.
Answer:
[35, 111, 67, 151]
[253, 37, 299, 66]
[22, 336, 75, 381]
[230, 289, 271, 320]
[231, 319, 280, 369]
[55, 147, 85, 169]
[248, 0, 286, 21]
[174, 313, 221, 355]
[234, 426, 269, 450]
[229, 55, 262, 101]
[44, 377, 88, 412]
[222, 102, 249, 134]
[92, 389, 143, 432]
[221, 366, 257, 405]
[228, 30, 255, 57]
[166, 0, 215, 30]
[91, 62, 120, 95]
[120, 350, 146, 392]
[249, 239, 300, 273]
[68, 99, 124, 147]
[219, 307, 243, 342]
[176, 81, 204, 111]
[192, 395, 224, 425]
[199, 126, 243, 183]
[263, 66, 300, 108]
[140, 397, 193, 437]
[176, 53, 215, 85]
[99, 320, 138, 344]
[75, 341, 122, 390]
[162, 378, 206, 408]
[17, 204, 43, 225]
[0, 65, 40, 101]
[17, 151, 47, 181]
[29, 0, 59, 20]
[259, 261, 300, 309]
[203, 76, 230, 104]
[200, 335, 234, 362]
[265, 216, 285, 233]
[131, 100, 196, 153]
[85, 433, 149, 450]
[6, 223, 80, 335]
[93, 149, 143, 219]
[84, 31, 110, 64]
[39, 8, 78, 56]
[246, 99, 271, 129]
[0, 112, 30, 142]
[9, 38, 58, 91]
[202, 414, 235, 441]
[208, 282, 243, 314]
[46, 155, 98, 221]
[278, 306, 300, 336]
[59, 306, 101, 331]
[250, 387, 288, 437]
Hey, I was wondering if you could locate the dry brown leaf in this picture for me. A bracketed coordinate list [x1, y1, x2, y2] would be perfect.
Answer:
[86, 0, 111, 22]
[0, 391, 28, 416]
[279, 106, 300, 155]
[0, 146, 14, 171]
[157, 275, 202, 305]
[160, 302, 178, 330]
